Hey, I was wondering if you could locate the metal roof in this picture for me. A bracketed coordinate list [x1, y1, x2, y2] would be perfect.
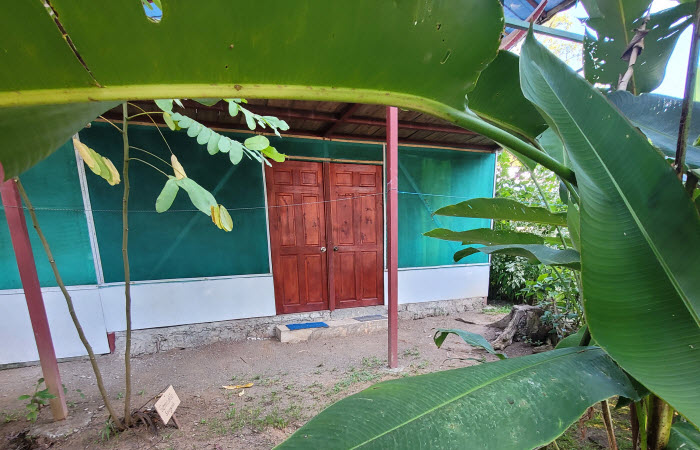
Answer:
[503, 0, 576, 23]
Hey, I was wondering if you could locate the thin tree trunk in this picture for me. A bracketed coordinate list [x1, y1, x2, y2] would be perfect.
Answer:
[15, 179, 124, 430]
[646, 395, 674, 450]
[674, 0, 700, 176]
[601, 400, 618, 450]
[121, 102, 133, 426]
[630, 402, 640, 450]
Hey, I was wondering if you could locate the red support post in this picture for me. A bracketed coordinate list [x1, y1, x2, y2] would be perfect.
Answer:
[386, 107, 399, 368]
[0, 168, 68, 421]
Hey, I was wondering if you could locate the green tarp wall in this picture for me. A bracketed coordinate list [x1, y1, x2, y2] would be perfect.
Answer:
[0, 123, 495, 289]
[0, 141, 97, 289]
[81, 122, 270, 283]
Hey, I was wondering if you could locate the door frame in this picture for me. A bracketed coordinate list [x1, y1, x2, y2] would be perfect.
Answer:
[265, 158, 384, 315]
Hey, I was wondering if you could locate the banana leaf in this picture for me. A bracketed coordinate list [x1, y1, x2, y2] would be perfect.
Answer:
[434, 198, 568, 226]
[520, 30, 700, 423]
[0, 1, 575, 185]
[581, 1, 695, 94]
[423, 228, 545, 246]
[608, 91, 700, 169]
[668, 421, 700, 450]
[278, 348, 640, 449]
[433, 328, 506, 359]
[453, 244, 581, 269]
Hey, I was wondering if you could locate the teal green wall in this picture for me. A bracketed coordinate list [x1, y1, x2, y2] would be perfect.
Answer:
[397, 147, 495, 267]
[0, 141, 97, 289]
[81, 123, 270, 283]
[0, 125, 495, 290]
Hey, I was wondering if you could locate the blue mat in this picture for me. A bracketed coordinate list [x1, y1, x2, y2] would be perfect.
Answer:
[286, 322, 329, 330]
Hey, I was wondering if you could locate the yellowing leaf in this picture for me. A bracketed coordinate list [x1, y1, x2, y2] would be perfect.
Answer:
[222, 383, 254, 390]
[73, 137, 99, 173]
[211, 205, 222, 228]
[219, 205, 233, 232]
[102, 158, 121, 186]
[171, 154, 187, 179]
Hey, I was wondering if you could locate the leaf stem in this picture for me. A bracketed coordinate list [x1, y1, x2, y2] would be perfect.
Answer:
[128, 157, 170, 178]
[127, 111, 164, 120]
[15, 178, 124, 430]
[99, 116, 123, 133]
[129, 146, 173, 168]
[127, 102, 174, 155]
[674, 0, 700, 176]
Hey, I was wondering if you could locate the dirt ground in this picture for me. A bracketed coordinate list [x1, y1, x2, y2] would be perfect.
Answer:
[1, 309, 536, 450]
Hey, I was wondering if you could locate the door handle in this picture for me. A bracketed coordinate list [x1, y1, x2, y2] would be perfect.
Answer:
[333, 246, 339, 251]
[320, 247, 327, 252]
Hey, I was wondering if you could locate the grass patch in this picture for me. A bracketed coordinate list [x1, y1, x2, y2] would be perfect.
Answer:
[546, 402, 633, 450]
[483, 305, 512, 315]
[402, 347, 421, 358]
[327, 368, 381, 396]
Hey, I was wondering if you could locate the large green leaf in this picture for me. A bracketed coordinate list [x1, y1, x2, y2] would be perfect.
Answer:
[668, 422, 700, 450]
[520, 31, 700, 422]
[3, 1, 502, 111]
[467, 51, 547, 141]
[434, 328, 506, 359]
[453, 244, 581, 269]
[0, 1, 576, 184]
[608, 91, 700, 169]
[278, 348, 640, 449]
[423, 227, 545, 245]
[435, 198, 568, 226]
[582, 1, 695, 94]
[0, 102, 118, 181]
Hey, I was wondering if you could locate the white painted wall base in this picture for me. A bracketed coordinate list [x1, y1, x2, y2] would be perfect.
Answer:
[393, 264, 490, 304]
[0, 286, 109, 365]
[0, 264, 489, 365]
[98, 274, 276, 332]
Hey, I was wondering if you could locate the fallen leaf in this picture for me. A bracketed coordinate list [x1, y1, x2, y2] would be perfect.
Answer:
[221, 382, 254, 390]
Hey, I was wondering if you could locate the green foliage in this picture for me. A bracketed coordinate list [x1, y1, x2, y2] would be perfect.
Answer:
[667, 421, 700, 450]
[433, 328, 506, 359]
[488, 254, 543, 303]
[521, 270, 582, 339]
[581, 1, 694, 94]
[435, 197, 567, 226]
[155, 99, 288, 165]
[607, 91, 700, 169]
[454, 244, 580, 270]
[0, 102, 118, 181]
[280, 348, 640, 449]
[520, 29, 700, 422]
[424, 227, 546, 245]
[17, 378, 55, 422]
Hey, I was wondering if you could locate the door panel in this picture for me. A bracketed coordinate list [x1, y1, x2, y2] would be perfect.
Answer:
[266, 161, 329, 314]
[329, 164, 384, 309]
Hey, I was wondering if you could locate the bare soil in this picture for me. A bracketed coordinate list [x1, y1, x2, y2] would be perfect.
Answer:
[1, 311, 536, 450]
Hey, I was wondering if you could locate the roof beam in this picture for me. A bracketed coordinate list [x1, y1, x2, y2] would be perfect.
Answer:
[160, 101, 478, 135]
[322, 103, 361, 137]
[99, 114, 498, 153]
[504, 16, 583, 43]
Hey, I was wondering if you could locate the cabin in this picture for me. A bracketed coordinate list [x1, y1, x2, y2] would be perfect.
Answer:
[0, 100, 497, 365]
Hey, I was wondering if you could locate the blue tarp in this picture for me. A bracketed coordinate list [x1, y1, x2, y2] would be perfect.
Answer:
[503, 0, 571, 21]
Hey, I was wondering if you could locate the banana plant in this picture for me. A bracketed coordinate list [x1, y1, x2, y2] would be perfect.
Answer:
[281, 28, 700, 450]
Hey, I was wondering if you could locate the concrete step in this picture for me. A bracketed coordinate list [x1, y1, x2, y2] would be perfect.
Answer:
[275, 315, 388, 343]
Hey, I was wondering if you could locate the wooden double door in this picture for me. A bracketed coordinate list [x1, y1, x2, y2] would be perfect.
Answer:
[265, 160, 384, 315]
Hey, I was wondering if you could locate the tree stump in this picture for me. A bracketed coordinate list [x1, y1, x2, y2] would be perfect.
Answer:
[488, 304, 552, 350]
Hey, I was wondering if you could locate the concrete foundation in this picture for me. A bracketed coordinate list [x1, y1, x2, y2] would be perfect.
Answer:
[113, 297, 486, 356]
